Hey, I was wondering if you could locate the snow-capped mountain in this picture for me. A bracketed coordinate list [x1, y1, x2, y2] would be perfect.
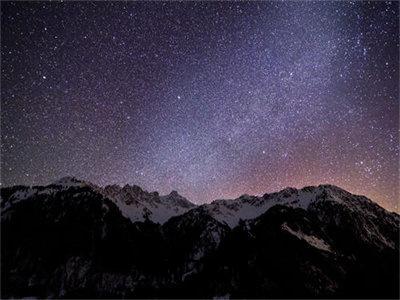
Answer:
[2, 177, 394, 229]
[198, 184, 396, 228]
[102, 184, 196, 224]
[1, 178, 399, 298]
[1, 176, 92, 214]
[195, 184, 399, 251]
[0, 177, 196, 225]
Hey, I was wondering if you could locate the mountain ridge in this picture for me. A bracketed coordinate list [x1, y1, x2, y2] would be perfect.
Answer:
[1, 176, 398, 226]
[1, 177, 399, 298]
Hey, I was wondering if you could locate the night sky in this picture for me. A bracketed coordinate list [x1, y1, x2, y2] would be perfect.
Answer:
[1, 1, 398, 211]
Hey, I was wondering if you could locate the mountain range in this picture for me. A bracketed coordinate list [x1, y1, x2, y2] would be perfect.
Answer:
[1, 177, 399, 298]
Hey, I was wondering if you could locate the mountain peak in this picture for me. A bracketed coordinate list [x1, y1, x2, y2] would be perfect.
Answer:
[169, 190, 180, 197]
[51, 176, 86, 187]
[122, 184, 143, 193]
[317, 184, 347, 192]
[162, 190, 196, 209]
[100, 184, 196, 224]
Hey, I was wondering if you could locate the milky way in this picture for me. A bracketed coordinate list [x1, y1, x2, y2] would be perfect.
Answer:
[1, 1, 399, 210]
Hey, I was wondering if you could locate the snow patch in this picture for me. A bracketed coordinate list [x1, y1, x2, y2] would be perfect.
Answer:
[281, 223, 331, 252]
[11, 188, 36, 202]
[182, 269, 196, 281]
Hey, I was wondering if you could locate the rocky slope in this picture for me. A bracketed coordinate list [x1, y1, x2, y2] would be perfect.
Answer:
[102, 183, 196, 224]
[1, 176, 196, 225]
[1, 178, 399, 298]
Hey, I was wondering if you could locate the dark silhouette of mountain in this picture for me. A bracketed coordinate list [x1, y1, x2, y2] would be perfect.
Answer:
[1, 177, 398, 298]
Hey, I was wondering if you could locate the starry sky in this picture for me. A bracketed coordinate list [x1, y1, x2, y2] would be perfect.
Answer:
[1, 1, 399, 211]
